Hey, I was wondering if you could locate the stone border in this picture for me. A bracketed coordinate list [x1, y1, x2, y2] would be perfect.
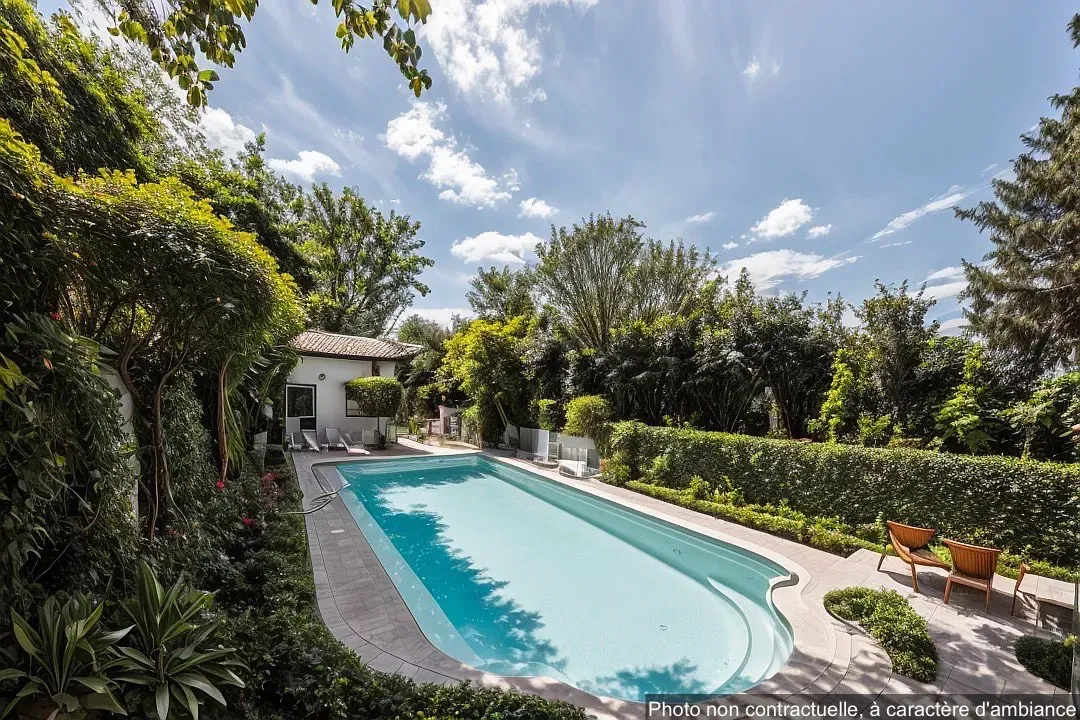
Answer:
[292, 446, 864, 719]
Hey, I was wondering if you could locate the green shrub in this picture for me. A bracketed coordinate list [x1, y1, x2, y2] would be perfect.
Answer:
[345, 377, 405, 448]
[534, 398, 561, 431]
[563, 395, 612, 451]
[824, 587, 938, 682]
[618, 481, 883, 557]
[609, 421, 1080, 568]
[1014, 635, 1074, 690]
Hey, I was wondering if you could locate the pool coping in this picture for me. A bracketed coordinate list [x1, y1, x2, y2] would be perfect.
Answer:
[292, 447, 842, 719]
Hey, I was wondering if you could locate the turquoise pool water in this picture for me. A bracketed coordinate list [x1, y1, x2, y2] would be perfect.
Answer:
[334, 455, 793, 702]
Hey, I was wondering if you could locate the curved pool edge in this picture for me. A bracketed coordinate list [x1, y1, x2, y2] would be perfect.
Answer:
[293, 449, 840, 720]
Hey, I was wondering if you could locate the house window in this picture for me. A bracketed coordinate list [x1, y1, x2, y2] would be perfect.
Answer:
[372, 361, 381, 377]
[346, 392, 361, 417]
[285, 384, 316, 430]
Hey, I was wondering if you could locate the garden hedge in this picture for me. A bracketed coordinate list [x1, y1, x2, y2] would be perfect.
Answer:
[344, 376, 405, 418]
[608, 421, 1080, 567]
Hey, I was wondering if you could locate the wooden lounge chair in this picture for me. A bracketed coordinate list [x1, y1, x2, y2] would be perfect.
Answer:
[877, 521, 951, 594]
[943, 538, 1001, 611]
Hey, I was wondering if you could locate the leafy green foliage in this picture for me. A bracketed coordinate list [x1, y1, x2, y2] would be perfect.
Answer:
[298, 184, 433, 337]
[440, 317, 530, 444]
[824, 587, 938, 682]
[1000, 372, 1080, 461]
[534, 214, 714, 350]
[534, 398, 560, 431]
[1, 594, 130, 717]
[115, 562, 245, 720]
[934, 344, 993, 454]
[617, 480, 883, 557]
[105, 0, 432, 106]
[344, 376, 404, 419]
[608, 421, 1080, 567]
[562, 395, 612, 451]
[466, 266, 537, 321]
[0, 0, 164, 177]
[1014, 634, 1075, 690]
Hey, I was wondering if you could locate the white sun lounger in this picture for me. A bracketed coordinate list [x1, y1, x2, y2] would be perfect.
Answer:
[301, 429, 322, 452]
[326, 427, 369, 456]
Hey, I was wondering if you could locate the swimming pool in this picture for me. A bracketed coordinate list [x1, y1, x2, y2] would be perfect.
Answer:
[333, 455, 794, 702]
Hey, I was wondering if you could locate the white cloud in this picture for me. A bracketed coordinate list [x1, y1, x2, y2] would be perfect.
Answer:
[920, 280, 968, 301]
[519, 197, 558, 218]
[925, 266, 964, 282]
[981, 163, 998, 175]
[406, 307, 475, 329]
[938, 317, 968, 336]
[870, 188, 967, 241]
[742, 57, 761, 79]
[722, 249, 857, 290]
[771, 61, 781, 75]
[384, 102, 516, 208]
[748, 198, 814, 240]
[722, 241, 739, 250]
[686, 211, 716, 224]
[806, 224, 833, 239]
[200, 107, 256, 158]
[423, 0, 598, 103]
[451, 231, 544, 264]
[524, 88, 548, 103]
[880, 240, 913, 248]
[267, 150, 341, 182]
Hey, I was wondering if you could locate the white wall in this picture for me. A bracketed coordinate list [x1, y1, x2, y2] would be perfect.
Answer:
[285, 355, 397, 444]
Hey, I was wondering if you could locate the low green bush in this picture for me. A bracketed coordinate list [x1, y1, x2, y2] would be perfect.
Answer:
[216, 455, 588, 720]
[563, 395, 612, 451]
[620, 480, 884, 557]
[609, 421, 1080, 568]
[1014, 635, 1075, 690]
[824, 587, 938, 682]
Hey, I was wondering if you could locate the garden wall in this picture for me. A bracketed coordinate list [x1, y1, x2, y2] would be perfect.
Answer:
[608, 421, 1080, 566]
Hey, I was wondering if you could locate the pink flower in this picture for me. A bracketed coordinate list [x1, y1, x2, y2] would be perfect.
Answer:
[261, 472, 275, 483]
[216, 480, 225, 490]
[242, 517, 254, 527]
[50, 312, 61, 321]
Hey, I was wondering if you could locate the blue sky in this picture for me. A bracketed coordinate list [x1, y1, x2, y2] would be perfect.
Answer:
[52, 1, 1080, 333]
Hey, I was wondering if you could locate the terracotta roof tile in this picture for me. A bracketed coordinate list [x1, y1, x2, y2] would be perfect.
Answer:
[289, 330, 422, 361]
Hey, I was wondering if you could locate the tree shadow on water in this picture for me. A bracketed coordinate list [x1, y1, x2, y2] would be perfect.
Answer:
[581, 658, 710, 699]
[354, 466, 567, 673]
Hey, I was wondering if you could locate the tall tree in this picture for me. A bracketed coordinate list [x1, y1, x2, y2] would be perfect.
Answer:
[535, 214, 644, 350]
[466, 266, 536, 320]
[534, 215, 712, 350]
[957, 14, 1080, 374]
[856, 280, 938, 429]
[298, 184, 433, 337]
[631, 239, 715, 324]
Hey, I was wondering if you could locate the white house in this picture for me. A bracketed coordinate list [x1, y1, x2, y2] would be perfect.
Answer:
[283, 330, 421, 446]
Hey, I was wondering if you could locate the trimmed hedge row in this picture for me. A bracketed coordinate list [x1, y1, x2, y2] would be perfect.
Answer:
[608, 421, 1080, 568]
[620, 481, 885, 557]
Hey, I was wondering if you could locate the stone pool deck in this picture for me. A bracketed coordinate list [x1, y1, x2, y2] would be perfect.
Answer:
[290, 443, 1070, 719]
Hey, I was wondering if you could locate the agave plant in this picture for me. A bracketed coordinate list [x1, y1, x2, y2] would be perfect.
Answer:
[113, 563, 244, 720]
[0, 593, 130, 719]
